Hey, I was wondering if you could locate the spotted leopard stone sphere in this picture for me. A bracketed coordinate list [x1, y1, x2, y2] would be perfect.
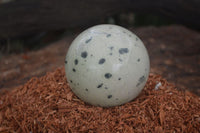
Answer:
[65, 24, 150, 107]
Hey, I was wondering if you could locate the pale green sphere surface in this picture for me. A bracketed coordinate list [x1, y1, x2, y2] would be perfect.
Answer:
[65, 24, 150, 107]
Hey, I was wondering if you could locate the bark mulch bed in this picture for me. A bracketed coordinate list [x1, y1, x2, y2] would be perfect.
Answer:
[0, 67, 200, 132]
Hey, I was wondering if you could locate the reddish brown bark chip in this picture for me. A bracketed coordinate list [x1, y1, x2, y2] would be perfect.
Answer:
[0, 67, 200, 132]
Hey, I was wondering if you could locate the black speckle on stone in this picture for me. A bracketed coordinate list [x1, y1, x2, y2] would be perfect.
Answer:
[107, 95, 112, 99]
[139, 76, 145, 82]
[105, 73, 112, 79]
[72, 68, 76, 72]
[136, 75, 145, 87]
[91, 54, 93, 57]
[136, 83, 139, 87]
[70, 80, 73, 83]
[97, 83, 103, 88]
[109, 46, 114, 50]
[85, 37, 92, 43]
[65, 60, 67, 64]
[74, 59, 78, 65]
[105, 87, 108, 89]
[81, 51, 88, 58]
[137, 58, 140, 62]
[85, 88, 88, 91]
[99, 58, 105, 64]
[119, 48, 129, 54]
[119, 58, 123, 62]
[118, 77, 121, 80]
[106, 34, 111, 37]
[109, 53, 113, 56]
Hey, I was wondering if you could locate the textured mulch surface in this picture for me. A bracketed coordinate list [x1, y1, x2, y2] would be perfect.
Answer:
[0, 67, 200, 132]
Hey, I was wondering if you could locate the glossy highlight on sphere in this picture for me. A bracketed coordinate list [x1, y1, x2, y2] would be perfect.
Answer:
[65, 24, 150, 107]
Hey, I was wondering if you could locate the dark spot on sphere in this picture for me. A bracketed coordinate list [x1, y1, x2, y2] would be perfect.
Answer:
[119, 48, 129, 54]
[109, 46, 114, 50]
[99, 58, 105, 64]
[72, 68, 76, 72]
[65, 60, 67, 64]
[119, 58, 123, 62]
[85, 37, 92, 43]
[85, 88, 88, 91]
[74, 59, 78, 65]
[139, 76, 145, 83]
[97, 83, 103, 88]
[118, 78, 121, 80]
[70, 80, 73, 83]
[137, 58, 140, 62]
[81, 51, 88, 58]
[107, 95, 112, 99]
[105, 73, 112, 79]
[136, 75, 145, 87]
[106, 34, 111, 37]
